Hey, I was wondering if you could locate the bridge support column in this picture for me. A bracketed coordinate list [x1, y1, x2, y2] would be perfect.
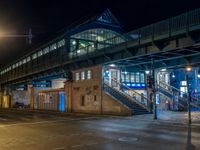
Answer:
[28, 85, 34, 110]
[1, 86, 12, 108]
[65, 81, 73, 113]
[0, 86, 3, 108]
[152, 59, 157, 120]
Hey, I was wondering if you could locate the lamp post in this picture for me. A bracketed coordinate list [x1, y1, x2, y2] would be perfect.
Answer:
[151, 59, 157, 120]
[186, 66, 192, 124]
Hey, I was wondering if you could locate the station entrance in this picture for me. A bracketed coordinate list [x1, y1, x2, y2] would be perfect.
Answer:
[102, 62, 200, 119]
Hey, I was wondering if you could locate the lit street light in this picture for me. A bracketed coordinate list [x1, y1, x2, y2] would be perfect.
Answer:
[186, 66, 192, 124]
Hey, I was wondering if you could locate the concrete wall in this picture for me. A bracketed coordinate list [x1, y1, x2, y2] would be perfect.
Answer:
[11, 90, 30, 106]
[102, 93, 132, 115]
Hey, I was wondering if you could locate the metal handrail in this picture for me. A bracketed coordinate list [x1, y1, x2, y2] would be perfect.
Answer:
[104, 78, 149, 110]
[158, 81, 200, 108]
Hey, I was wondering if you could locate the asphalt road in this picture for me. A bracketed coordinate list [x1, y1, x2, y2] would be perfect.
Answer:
[0, 110, 199, 150]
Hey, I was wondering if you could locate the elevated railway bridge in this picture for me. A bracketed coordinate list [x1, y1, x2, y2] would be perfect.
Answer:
[0, 9, 200, 116]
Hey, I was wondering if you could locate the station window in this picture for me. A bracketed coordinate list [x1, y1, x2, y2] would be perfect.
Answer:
[75, 72, 80, 81]
[50, 43, 57, 51]
[38, 50, 43, 57]
[81, 71, 85, 80]
[125, 73, 130, 82]
[23, 58, 26, 64]
[87, 70, 91, 79]
[19, 61, 22, 66]
[32, 53, 37, 60]
[130, 73, 135, 82]
[58, 39, 65, 48]
[140, 73, 145, 83]
[121, 74, 125, 82]
[26, 56, 31, 62]
[43, 47, 49, 54]
[12, 64, 16, 69]
[135, 73, 140, 83]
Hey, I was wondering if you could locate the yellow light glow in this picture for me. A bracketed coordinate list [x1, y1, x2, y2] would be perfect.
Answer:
[186, 67, 192, 72]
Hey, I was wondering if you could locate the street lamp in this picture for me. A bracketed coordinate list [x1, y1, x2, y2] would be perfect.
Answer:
[186, 66, 192, 72]
[185, 66, 192, 124]
[172, 72, 175, 78]
[145, 70, 150, 75]
[198, 68, 200, 78]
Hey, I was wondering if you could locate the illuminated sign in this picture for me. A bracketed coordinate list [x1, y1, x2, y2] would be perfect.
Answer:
[125, 83, 146, 88]
[181, 81, 187, 86]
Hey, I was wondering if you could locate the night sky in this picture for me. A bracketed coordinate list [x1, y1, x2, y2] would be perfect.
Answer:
[1, 0, 200, 68]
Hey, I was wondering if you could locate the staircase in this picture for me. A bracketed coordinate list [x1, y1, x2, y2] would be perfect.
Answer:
[158, 81, 200, 110]
[103, 80, 151, 115]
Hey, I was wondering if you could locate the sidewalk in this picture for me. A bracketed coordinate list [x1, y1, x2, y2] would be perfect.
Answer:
[157, 110, 200, 125]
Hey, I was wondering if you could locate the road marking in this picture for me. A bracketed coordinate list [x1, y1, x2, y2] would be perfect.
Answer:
[71, 144, 83, 148]
[0, 117, 98, 128]
[69, 133, 80, 136]
[86, 142, 98, 146]
[53, 147, 66, 150]
[0, 118, 7, 121]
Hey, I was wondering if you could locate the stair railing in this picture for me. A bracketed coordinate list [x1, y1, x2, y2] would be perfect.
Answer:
[158, 81, 200, 108]
[103, 78, 150, 111]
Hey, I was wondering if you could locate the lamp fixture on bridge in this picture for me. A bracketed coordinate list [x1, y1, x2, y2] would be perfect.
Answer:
[109, 64, 115, 67]
[198, 68, 200, 78]
[186, 66, 192, 72]
[161, 68, 167, 72]
[145, 70, 150, 74]
[172, 73, 175, 78]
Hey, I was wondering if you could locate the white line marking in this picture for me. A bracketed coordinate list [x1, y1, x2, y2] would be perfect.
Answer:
[53, 147, 66, 150]
[0, 118, 7, 121]
[71, 144, 83, 148]
[0, 117, 98, 128]
[86, 142, 98, 146]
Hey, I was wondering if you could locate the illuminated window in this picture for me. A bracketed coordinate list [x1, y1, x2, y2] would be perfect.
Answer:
[81, 71, 85, 80]
[50, 43, 57, 51]
[87, 70, 91, 79]
[23, 58, 26, 64]
[26, 56, 31, 62]
[38, 50, 43, 57]
[32, 53, 37, 60]
[121, 74, 125, 82]
[12, 64, 16, 69]
[140, 73, 145, 83]
[135, 73, 140, 83]
[130, 73, 135, 82]
[75, 72, 79, 81]
[58, 39, 65, 48]
[125, 73, 130, 82]
[19, 61, 22, 66]
[43, 47, 49, 54]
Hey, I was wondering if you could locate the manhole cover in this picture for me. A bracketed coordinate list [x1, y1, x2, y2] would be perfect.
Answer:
[118, 137, 138, 142]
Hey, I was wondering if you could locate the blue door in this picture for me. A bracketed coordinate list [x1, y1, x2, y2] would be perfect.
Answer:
[59, 92, 65, 112]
